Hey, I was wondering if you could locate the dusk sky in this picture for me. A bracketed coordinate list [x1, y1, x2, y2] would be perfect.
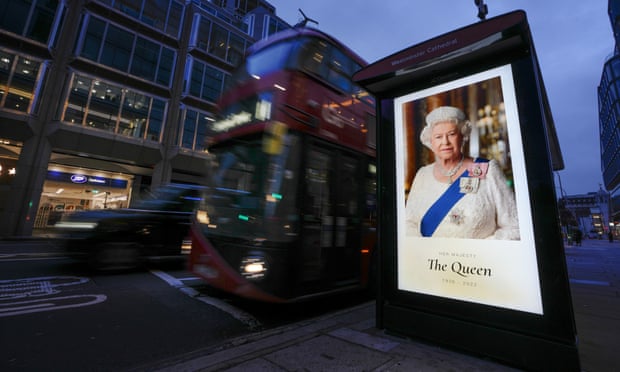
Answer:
[267, 1, 613, 196]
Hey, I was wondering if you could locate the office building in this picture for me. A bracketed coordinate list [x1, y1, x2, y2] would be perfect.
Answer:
[559, 187, 611, 239]
[0, 0, 291, 236]
[599, 0, 620, 223]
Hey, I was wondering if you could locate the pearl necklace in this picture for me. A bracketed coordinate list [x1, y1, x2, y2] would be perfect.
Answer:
[437, 155, 464, 184]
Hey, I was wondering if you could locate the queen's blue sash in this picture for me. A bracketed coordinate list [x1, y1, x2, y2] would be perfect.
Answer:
[420, 158, 488, 237]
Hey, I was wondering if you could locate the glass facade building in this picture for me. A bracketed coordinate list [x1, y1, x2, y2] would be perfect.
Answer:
[600, 0, 620, 223]
[0, 0, 291, 236]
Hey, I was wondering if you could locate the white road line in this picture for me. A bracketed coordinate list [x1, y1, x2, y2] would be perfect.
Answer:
[150, 270, 262, 330]
[0, 294, 107, 317]
[0, 256, 68, 262]
[0, 303, 50, 313]
[0, 276, 91, 300]
[569, 278, 609, 286]
[0, 276, 91, 286]
[0, 276, 107, 317]
[177, 277, 201, 281]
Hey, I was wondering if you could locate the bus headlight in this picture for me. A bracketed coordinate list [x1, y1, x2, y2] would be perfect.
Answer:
[240, 256, 268, 280]
[196, 210, 210, 224]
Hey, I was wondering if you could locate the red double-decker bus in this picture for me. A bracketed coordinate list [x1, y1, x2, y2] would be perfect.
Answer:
[188, 25, 377, 302]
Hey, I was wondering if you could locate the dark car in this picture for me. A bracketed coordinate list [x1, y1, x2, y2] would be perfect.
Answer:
[54, 184, 205, 270]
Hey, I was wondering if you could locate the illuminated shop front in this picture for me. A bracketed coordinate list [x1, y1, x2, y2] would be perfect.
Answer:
[0, 157, 17, 186]
[35, 166, 133, 228]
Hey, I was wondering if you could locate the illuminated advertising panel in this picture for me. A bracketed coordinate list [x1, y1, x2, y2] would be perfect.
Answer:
[353, 10, 579, 371]
[394, 64, 542, 314]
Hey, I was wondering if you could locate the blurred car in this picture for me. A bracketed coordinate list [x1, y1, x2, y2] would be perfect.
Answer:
[54, 183, 205, 270]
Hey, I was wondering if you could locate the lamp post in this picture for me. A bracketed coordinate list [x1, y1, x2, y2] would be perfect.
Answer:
[555, 171, 572, 244]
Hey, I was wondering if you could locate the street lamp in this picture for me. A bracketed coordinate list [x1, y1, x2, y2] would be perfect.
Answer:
[555, 171, 574, 244]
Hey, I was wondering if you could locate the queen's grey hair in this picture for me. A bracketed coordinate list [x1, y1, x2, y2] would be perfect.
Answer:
[419, 106, 472, 150]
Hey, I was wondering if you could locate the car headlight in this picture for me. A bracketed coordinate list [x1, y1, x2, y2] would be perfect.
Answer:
[239, 256, 268, 280]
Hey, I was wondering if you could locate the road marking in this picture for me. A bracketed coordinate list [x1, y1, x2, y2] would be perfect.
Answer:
[150, 270, 262, 330]
[566, 247, 608, 251]
[0, 294, 107, 317]
[0, 255, 67, 262]
[0, 276, 106, 317]
[0, 276, 90, 299]
[569, 279, 609, 286]
[177, 277, 201, 281]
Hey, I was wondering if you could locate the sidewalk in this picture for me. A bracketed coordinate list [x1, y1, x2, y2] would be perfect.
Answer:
[143, 301, 518, 372]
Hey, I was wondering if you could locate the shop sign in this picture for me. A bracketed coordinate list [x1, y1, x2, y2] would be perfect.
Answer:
[47, 171, 128, 188]
[70, 174, 88, 183]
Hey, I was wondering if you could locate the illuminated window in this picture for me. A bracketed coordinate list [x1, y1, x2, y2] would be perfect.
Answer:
[0, 157, 18, 185]
[0, 51, 42, 113]
[120, 91, 149, 138]
[62, 74, 166, 142]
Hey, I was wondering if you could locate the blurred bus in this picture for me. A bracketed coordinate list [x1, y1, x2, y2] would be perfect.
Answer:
[189, 25, 377, 302]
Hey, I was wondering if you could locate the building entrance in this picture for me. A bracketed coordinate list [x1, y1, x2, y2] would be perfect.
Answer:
[35, 165, 133, 228]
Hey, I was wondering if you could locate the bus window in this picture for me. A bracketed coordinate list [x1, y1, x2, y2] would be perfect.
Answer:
[232, 42, 294, 84]
[327, 47, 352, 93]
[298, 39, 329, 79]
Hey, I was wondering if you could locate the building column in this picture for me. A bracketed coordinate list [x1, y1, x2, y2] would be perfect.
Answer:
[151, 154, 174, 189]
[150, 3, 194, 189]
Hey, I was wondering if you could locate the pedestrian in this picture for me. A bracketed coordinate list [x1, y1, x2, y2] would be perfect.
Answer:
[575, 229, 582, 246]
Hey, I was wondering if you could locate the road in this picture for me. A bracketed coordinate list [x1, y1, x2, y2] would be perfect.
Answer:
[1, 238, 618, 371]
[0, 240, 370, 371]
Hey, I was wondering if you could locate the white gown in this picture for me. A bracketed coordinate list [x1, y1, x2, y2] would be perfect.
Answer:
[405, 159, 520, 240]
